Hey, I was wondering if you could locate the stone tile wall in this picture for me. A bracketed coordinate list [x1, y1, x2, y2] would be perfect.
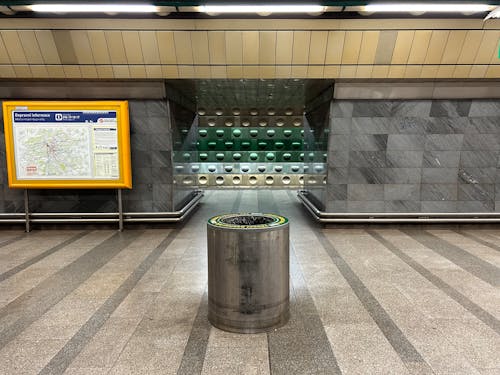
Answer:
[327, 100, 500, 213]
[0, 100, 178, 213]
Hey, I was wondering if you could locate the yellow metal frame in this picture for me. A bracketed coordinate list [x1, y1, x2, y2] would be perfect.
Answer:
[2, 100, 132, 189]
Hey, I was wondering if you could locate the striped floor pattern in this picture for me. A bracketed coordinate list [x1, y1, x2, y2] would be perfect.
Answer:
[0, 190, 498, 374]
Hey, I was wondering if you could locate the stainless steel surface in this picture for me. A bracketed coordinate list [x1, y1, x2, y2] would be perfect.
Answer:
[118, 189, 123, 232]
[207, 215, 289, 333]
[298, 191, 500, 223]
[334, 81, 500, 100]
[0, 81, 166, 99]
[0, 191, 203, 226]
[24, 189, 30, 233]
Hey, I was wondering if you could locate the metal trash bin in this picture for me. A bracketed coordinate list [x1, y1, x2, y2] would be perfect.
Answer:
[207, 213, 290, 333]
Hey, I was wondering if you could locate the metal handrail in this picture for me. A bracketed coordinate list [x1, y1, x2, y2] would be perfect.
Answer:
[0, 191, 203, 225]
[297, 191, 500, 223]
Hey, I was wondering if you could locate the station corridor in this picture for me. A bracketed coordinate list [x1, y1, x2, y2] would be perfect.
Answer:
[0, 190, 499, 375]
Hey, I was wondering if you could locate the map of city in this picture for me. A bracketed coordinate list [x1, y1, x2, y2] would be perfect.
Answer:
[14, 126, 92, 178]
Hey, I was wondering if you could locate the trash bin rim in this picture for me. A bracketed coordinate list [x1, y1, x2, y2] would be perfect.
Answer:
[208, 213, 288, 229]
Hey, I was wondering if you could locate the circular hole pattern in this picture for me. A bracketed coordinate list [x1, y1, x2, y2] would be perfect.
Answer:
[225, 141, 233, 149]
[291, 165, 300, 172]
[241, 141, 251, 148]
[249, 130, 259, 137]
[282, 176, 291, 185]
[258, 119, 267, 127]
[215, 108, 223, 116]
[233, 176, 241, 185]
[283, 153, 292, 160]
[299, 176, 304, 184]
[175, 165, 184, 172]
[198, 176, 208, 185]
[308, 177, 317, 184]
[275, 141, 284, 149]
[232, 129, 242, 137]
[267, 129, 275, 137]
[274, 165, 283, 172]
[197, 108, 206, 116]
[225, 120, 233, 127]
[191, 165, 200, 173]
[250, 108, 258, 116]
[258, 141, 267, 149]
[198, 129, 208, 137]
[266, 152, 275, 161]
[232, 153, 242, 160]
[216, 176, 224, 185]
[183, 177, 193, 185]
[216, 129, 225, 137]
[249, 176, 258, 185]
[242, 120, 250, 127]
[208, 141, 216, 149]
[241, 165, 250, 173]
[208, 119, 216, 127]
[267, 108, 276, 115]
[265, 176, 274, 185]
[232, 108, 240, 115]
[285, 108, 293, 115]
[216, 153, 225, 161]
[208, 165, 216, 172]
[224, 166, 233, 172]
[283, 130, 292, 137]
[199, 153, 208, 161]
[314, 165, 324, 172]
[258, 165, 266, 173]
[183, 153, 191, 160]
[276, 118, 285, 127]
[249, 152, 259, 161]
[293, 118, 302, 127]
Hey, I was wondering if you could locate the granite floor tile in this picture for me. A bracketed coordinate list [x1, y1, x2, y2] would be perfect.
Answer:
[0, 190, 499, 375]
[428, 230, 500, 268]
[324, 323, 410, 375]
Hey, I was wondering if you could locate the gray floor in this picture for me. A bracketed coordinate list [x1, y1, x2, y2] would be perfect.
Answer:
[0, 190, 499, 375]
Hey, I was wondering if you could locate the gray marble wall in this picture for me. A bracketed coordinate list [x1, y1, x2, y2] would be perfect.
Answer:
[0, 100, 178, 213]
[327, 100, 500, 213]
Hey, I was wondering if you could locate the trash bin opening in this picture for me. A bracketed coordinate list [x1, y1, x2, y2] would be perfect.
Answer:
[220, 215, 275, 226]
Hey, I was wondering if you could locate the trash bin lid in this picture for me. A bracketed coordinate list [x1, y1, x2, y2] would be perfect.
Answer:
[208, 213, 288, 229]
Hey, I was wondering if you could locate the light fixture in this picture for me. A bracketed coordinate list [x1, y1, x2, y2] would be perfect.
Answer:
[197, 5, 326, 14]
[29, 3, 159, 13]
[363, 3, 494, 13]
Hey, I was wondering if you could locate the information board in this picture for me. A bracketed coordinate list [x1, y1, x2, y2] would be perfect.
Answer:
[3, 101, 132, 188]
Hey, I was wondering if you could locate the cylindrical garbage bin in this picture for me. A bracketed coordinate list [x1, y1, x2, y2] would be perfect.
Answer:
[207, 213, 289, 333]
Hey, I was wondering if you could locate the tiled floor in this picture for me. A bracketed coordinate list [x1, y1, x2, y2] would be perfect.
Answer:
[0, 189, 499, 374]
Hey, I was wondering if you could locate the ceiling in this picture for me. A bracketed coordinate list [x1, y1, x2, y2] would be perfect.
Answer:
[1, 1, 500, 19]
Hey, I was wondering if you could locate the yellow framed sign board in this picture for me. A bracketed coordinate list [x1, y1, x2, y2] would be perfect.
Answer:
[2, 101, 132, 189]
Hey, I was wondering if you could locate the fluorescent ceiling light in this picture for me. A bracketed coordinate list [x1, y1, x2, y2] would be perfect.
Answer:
[363, 3, 494, 13]
[198, 5, 326, 14]
[29, 4, 158, 13]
